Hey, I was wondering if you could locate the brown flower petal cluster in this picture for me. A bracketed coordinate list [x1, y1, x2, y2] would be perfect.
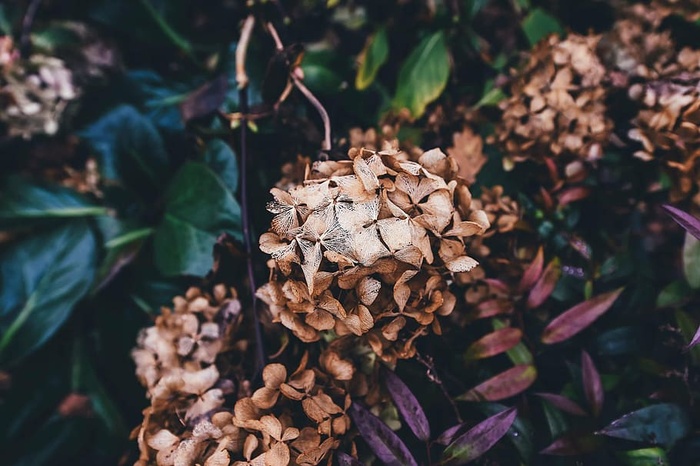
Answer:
[628, 75, 700, 204]
[652, 0, 700, 20]
[132, 285, 247, 466]
[258, 147, 489, 363]
[496, 34, 612, 167]
[464, 186, 521, 261]
[0, 37, 78, 138]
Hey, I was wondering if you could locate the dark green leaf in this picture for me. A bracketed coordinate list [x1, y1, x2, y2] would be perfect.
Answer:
[154, 162, 242, 276]
[522, 8, 563, 46]
[656, 280, 691, 308]
[0, 221, 97, 364]
[0, 176, 106, 228]
[393, 31, 450, 118]
[683, 233, 700, 289]
[203, 139, 239, 194]
[597, 404, 691, 447]
[356, 26, 389, 90]
[596, 327, 641, 356]
[127, 70, 193, 131]
[617, 447, 669, 466]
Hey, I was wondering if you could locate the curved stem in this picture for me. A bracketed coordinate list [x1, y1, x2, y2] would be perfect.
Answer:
[19, 0, 42, 57]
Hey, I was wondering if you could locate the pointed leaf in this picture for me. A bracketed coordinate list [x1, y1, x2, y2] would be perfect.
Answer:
[348, 402, 418, 466]
[393, 31, 450, 118]
[526, 258, 561, 309]
[534, 393, 587, 416]
[493, 319, 533, 365]
[518, 247, 544, 293]
[457, 365, 537, 401]
[355, 26, 389, 90]
[682, 233, 700, 289]
[688, 325, 700, 349]
[597, 403, 691, 447]
[478, 403, 534, 461]
[465, 328, 523, 361]
[541, 288, 623, 344]
[440, 407, 517, 465]
[382, 367, 430, 441]
[581, 351, 603, 417]
[336, 451, 363, 466]
[540, 433, 602, 455]
[522, 8, 563, 46]
[663, 204, 700, 240]
[616, 447, 669, 466]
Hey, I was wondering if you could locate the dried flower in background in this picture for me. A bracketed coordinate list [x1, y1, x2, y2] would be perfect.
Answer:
[132, 285, 247, 466]
[496, 34, 612, 168]
[447, 127, 487, 184]
[259, 146, 488, 363]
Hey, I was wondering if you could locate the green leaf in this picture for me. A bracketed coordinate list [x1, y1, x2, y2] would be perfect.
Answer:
[617, 448, 669, 466]
[127, 70, 194, 131]
[656, 280, 691, 308]
[683, 232, 700, 289]
[0, 176, 107, 228]
[0, 221, 97, 364]
[80, 105, 170, 199]
[203, 139, 239, 194]
[597, 404, 691, 447]
[356, 26, 389, 90]
[393, 31, 450, 118]
[154, 162, 242, 276]
[675, 310, 700, 364]
[522, 8, 563, 47]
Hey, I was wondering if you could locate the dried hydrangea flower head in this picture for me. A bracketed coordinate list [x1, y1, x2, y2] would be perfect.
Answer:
[0, 37, 78, 138]
[258, 146, 489, 363]
[652, 0, 700, 20]
[496, 34, 612, 168]
[628, 74, 700, 204]
[132, 285, 246, 466]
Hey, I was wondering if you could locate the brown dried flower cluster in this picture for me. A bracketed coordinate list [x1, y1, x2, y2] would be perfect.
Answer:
[258, 147, 489, 363]
[0, 37, 78, 138]
[651, 0, 700, 20]
[132, 285, 247, 466]
[629, 75, 700, 204]
[496, 34, 612, 168]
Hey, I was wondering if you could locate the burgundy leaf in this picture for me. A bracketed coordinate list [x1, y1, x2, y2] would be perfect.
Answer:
[558, 186, 592, 206]
[663, 204, 700, 240]
[441, 407, 518, 465]
[541, 288, 624, 344]
[469, 299, 514, 320]
[381, 367, 431, 441]
[457, 365, 537, 401]
[526, 258, 561, 309]
[540, 433, 602, 455]
[336, 451, 363, 466]
[348, 402, 418, 466]
[581, 350, 603, 417]
[519, 246, 544, 293]
[464, 328, 523, 361]
[688, 325, 700, 349]
[534, 393, 587, 416]
[180, 74, 228, 123]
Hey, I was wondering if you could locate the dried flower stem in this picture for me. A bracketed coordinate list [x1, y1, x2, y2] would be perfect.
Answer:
[236, 15, 255, 89]
[20, 0, 42, 57]
[416, 352, 463, 423]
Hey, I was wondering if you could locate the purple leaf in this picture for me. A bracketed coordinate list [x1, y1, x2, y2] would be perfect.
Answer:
[534, 393, 587, 416]
[436, 424, 466, 446]
[581, 351, 603, 417]
[382, 367, 431, 441]
[180, 74, 228, 123]
[464, 328, 523, 361]
[441, 407, 518, 465]
[688, 325, 700, 349]
[663, 204, 700, 240]
[526, 258, 561, 309]
[457, 365, 537, 401]
[518, 246, 544, 293]
[348, 402, 418, 466]
[336, 451, 363, 466]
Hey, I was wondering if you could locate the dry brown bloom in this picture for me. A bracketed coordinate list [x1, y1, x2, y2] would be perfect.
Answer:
[0, 37, 79, 138]
[258, 146, 488, 363]
[132, 285, 248, 466]
[447, 127, 487, 184]
[496, 34, 612, 168]
[651, 0, 700, 21]
[628, 74, 700, 204]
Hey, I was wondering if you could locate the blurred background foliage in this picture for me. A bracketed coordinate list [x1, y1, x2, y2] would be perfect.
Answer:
[1, 0, 700, 465]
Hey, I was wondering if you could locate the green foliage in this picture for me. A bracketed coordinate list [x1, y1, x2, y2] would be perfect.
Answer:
[355, 27, 389, 91]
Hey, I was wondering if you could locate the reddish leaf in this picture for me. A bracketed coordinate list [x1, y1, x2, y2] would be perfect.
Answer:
[540, 433, 602, 455]
[535, 393, 587, 416]
[539, 186, 554, 211]
[541, 288, 624, 344]
[526, 258, 561, 309]
[519, 246, 544, 293]
[441, 407, 518, 465]
[581, 351, 603, 417]
[457, 365, 537, 401]
[688, 325, 700, 349]
[381, 367, 431, 441]
[436, 424, 465, 446]
[348, 403, 418, 466]
[469, 299, 514, 320]
[663, 204, 700, 240]
[464, 328, 523, 361]
[180, 74, 228, 123]
[558, 186, 592, 206]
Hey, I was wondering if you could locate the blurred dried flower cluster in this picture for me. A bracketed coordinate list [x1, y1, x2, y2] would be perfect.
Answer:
[0, 37, 78, 138]
[132, 285, 247, 466]
[258, 146, 489, 363]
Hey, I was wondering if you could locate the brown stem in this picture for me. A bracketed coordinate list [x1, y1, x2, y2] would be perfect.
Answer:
[236, 15, 255, 89]
[416, 352, 463, 423]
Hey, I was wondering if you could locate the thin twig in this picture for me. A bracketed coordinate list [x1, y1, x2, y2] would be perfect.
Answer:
[266, 21, 284, 51]
[19, 0, 42, 57]
[236, 15, 255, 89]
[235, 23, 267, 376]
[416, 352, 463, 423]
